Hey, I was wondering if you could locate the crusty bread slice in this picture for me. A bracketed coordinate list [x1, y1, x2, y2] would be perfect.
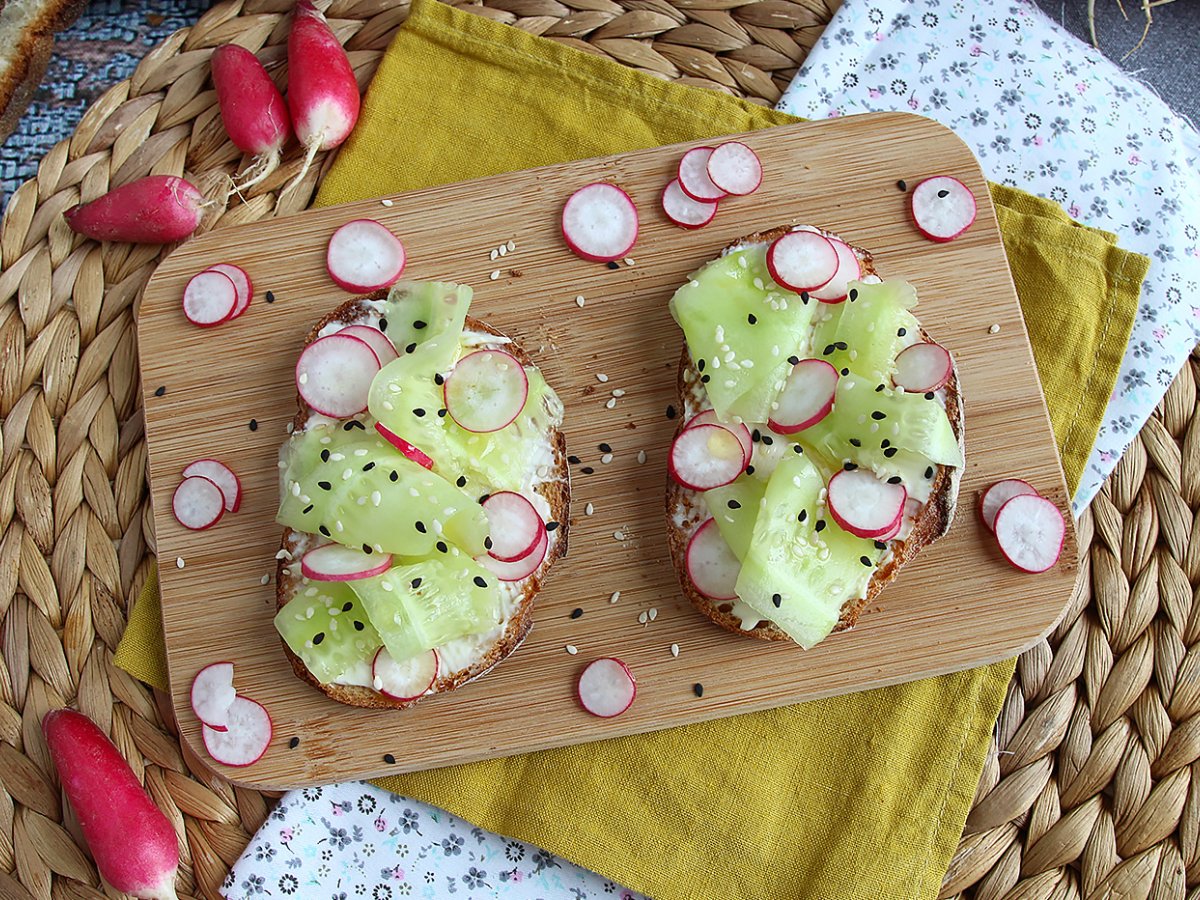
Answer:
[665, 227, 964, 642]
[0, 0, 90, 142]
[276, 297, 569, 708]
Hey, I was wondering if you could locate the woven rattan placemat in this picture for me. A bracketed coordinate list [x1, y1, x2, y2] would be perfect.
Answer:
[0, 1, 1192, 897]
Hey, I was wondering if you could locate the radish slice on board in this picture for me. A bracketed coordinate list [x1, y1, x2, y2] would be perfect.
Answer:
[768, 359, 839, 434]
[372, 647, 439, 701]
[476, 529, 548, 582]
[686, 518, 740, 600]
[980, 479, 1040, 532]
[300, 544, 394, 582]
[677, 147, 726, 202]
[809, 238, 862, 303]
[766, 230, 838, 293]
[482, 492, 545, 563]
[661, 179, 718, 229]
[340, 324, 398, 366]
[374, 422, 434, 469]
[296, 333, 381, 418]
[182, 270, 238, 326]
[444, 350, 529, 433]
[911, 176, 977, 242]
[207, 263, 253, 318]
[326, 219, 406, 293]
[561, 182, 639, 262]
[577, 657, 636, 718]
[993, 493, 1065, 573]
[683, 409, 752, 466]
[826, 468, 906, 539]
[706, 141, 762, 196]
[190, 662, 236, 732]
[202, 696, 272, 767]
[182, 459, 242, 513]
[172, 476, 226, 530]
[893, 342, 953, 392]
[669, 423, 747, 490]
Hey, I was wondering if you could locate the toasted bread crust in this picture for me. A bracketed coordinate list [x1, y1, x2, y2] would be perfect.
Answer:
[276, 298, 569, 707]
[665, 228, 964, 642]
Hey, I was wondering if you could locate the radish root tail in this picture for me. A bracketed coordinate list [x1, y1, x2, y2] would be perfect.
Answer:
[283, 140, 322, 197]
[233, 150, 283, 193]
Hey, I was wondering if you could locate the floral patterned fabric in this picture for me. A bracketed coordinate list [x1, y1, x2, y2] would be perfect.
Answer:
[778, 0, 1200, 514]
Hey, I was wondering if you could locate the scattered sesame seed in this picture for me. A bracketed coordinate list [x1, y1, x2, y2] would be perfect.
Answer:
[490, 270, 501, 280]
[605, 398, 617, 409]
[648, 607, 658, 621]
[614, 530, 626, 541]
[581, 466, 595, 474]
[607, 261, 620, 270]
[601, 453, 614, 464]
[568, 455, 581, 464]
[288, 737, 300, 749]
[937, 189, 950, 198]
[570, 608, 584, 619]
[989, 323, 1001, 334]
[585, 502, 595, 516]
[507, 239, 516, 251]
[610, 591, 621, 604]
[176, 557, 185, 569]
[624, 257, 635, 266]
[693, 683, 704, 698]
[637, 450, 647, 465]
[381, 198, 394, 207]
[565, 644, 579, 655]
[576, 295, 586, 307]
[261, 574, 271, 585]
[153, 385, 166, 397]
[596, 373, 608, 383]
[670, 643, 680, 657]
[383, 753, 396, 764]
[666, 405, 677, 419]
[489, 248, 498, 261]
[611, 389, 626, 398]
[897, 179, 907, 191]
[638, 611, 648, 624]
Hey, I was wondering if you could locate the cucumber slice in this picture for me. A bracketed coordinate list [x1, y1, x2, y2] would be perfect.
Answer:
[374, 281, 472, 371]
[702, 476, 765, 561]
[810, 280, 918, 382]
[824, 372, 961, 468]
[274, 580, 382, 684]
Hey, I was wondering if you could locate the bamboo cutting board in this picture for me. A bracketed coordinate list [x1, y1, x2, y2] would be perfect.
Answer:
[138, 113, 1077, 789]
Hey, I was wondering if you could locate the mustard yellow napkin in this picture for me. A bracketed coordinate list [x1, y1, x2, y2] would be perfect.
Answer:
[117, 2, 1150, 897]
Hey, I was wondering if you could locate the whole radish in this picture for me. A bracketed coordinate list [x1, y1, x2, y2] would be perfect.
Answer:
[285, 0, 361, 192]
[42, 709, 180, 900]
[64, 175, 204, 244]
[211, 44, 293, 191]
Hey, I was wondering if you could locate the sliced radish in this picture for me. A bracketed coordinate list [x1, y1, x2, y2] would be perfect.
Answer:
[826, 468, 906, 539]
[768, 359, 838, 434]
[766, 231, 838, 293]
[879, 517, 902, 542]
[300, 544, 394, 581]
[374, 422, 435, 469]
[894, 342, 953, 393]
[206, 263, 252, 318]
[661, 179, 718, 229]
[911, 176, 977, 242]
[172, 476, 226, 530]
[182, 270, 237, 327]
[340, 324, 398, 366]
[476, 529, 548, 582]
[182, 459, 242, 513]
[372, 647, 439, 701]
[980, 479, 1039, 532]
[706, 141, 762, 196]
[326, 219, 406, 293]
[686, 518, 740, 600]
[684, 409, 753, 466]
[677, 147, 726, 202]
[809, 238, 862, 303]
[577, 657, 636, 718]
[444, 349, 529, 433]
[668, 423, 746, 491]
[993, 493, 1066, 573]
[190, 662, 236, 732]
[482, 492, 545, 563]
[561, 182, 639, 262]
[296, 333, 382, 418]
[202, 696, 272, 767]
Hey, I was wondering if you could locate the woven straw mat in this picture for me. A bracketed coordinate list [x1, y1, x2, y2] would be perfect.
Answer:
[0, 0, 1194, 897]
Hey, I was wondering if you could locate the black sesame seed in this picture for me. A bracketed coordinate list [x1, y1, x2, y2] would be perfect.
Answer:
[745, 465, 756, 475]
[800, 292, 810, 304]
[343, 601, 354, 612]
[473, 576, 488, 588]
[362, 543, 373, 554]
[884, 447, 898, 458]
[154, 385, 166, 397]
[313, 632, 325, 644]
[318, 480, 332, 491]
[434, 373, 444, 385]
[793, 444, 804, 454]
[871, 411, 886, 420]
[840, 367, 850, 376]
[849, 289, 858, 301]
[788, 355, 800, 366]
[302, 504, 314, 514]
[937, 189, 950, 198]
[881, 439, 891, 448]
[823, 344, 836, 356]
[479, 493, 491, 504]
[568, 455, 581, 465]
[570, 608, 584, 619]
[693, 683, 704, 698]
[353, 620, 365, 631]
[265, 290, 276, 303]
[897, 327, 907, 337]
[798, 509, 808, 522]
[772, 593, 782, 608]
[875, 540, 888, 550]
[437, 408, 447, 418]
[546, 521, 560, 531]
[666, 405, 677, 420]
[761, 435, 774, 446]
[849, 438, 862, 447]
[389, 471, 399, 482]
[875, 384, 886, 393]
[700, 374, 710, 384]
[599, 443, 612, 453]
[456, 475, 467, 487]
[288, 736, 300, 749]
[887, 476, 902, 485]
[405, 343, 417, 354]
[413, 408, 426, 417]
[249, 419, 258, 431]
[925, 392, 935, 400]
[697, 358, 705, 372]
[860, 555, 873, 566]
[843, 462, 858, 471]
[415, 521, 427, 533]
[436, 541, 448, 553]
[727, 500, 741, 510]
[413, 320, 428, 330]
[378, 317, 387, 332]
[897, 179, 907, 191]
[835, 341, 848, 351]
[925, 466, 935, 479]
[411, 578, 422, 589]
[484, 536, 493, 550]
[748, 313, 758, 325]
[383, 753, 396, 764]
[815, 520, 826, 532]
[751, 429, 761, 443]
[318, 525, 331, 536]
[343, 421, 356, 431]
[363, 461, 376, 471]
[321, 449, 331, 462]
[351, 420, 366, 430]
[581, 466, 594, 474]
[607, 261, 621, 270]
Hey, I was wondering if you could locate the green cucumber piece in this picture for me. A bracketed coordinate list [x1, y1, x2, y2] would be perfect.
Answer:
[274, 580, 382, 684]
[375, 281, 471, 369]
[813, 281, 919, 381]
[702, 476, 766, 560]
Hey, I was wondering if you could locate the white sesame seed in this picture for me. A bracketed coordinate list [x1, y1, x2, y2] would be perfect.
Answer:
[275, 549, 292, 560]
[611, 388, 626, 397]
[380, 198, 394, 207]
[336, 520, 345, 531]
[565, 644, 578, 655]
[298, 372, 308, 385]
[576, 295, 586, 307]
[613, 530, 626, 541]
[260, 574, 271, 585]
[371, 490, 382, 507]
[585, 502, 595, 516]
[637, 450, 647, 465]
[490, 270, 501, 280]
[331, 452, 345, 461]
[605, 398, 617, 409]
[291, 481, 301, 497]
[648, 607, 658, 621]
[601, 453, 614, 464]
[506, 239, 516, 251]
[670, 643, 680, 657]
[624, 257, 635, 266]
[498, 245, 508, 257]
[596, 373, 609, 383]
[638, 611, 648, 624]
[610, 591, 621, 604]
[989, 323, 1001, 334]
[490, 249, 499, 260]
[286, 422, 295, 434]
[354, 448, 369, 456]
[176, 557, 185, 569]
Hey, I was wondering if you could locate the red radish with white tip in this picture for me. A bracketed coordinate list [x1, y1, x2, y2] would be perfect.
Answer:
[42, 709, 181, 900]
[172, 476, 226, 530]
[577, 657, 636, 718]
[202, 696, 272, 767]
[766, 230, 838, 293]
[911, 175, 977, 242]
[374, 422, 434, 469]
[683, 409, 752, 466]
[893, 342, 953, 392]
[211, 44, 292, 191]
[190, 662, 236, 732]
[993, 493, 1065, 573]
[661, 178, 718, 229]
[326, 219, 406, 293]
[182, 270, 237, 327]
[340, 324, 398, 365]
[706, 141, 762, 196]
[686, 518, 740, 600]
[561, 182, 639, 262]
[809, 237, 862, 303]
[296, 333, 382, 418]
[182, 459, 241, 513]
[205, 264, 253, 318]
[372, 647, 439, 701]
[826, 469, 906, 539]
[444, 349, 529, 433]
[476, 529, 548, 582]
[301, 544, 393, 581]
[677, 147, 726, 202]
[482, 492, 545, 563]
[669, 423, 747, 491]
[64, 174, 204, 245]
[768, 359, 838, 434]
[980, 479, 1039, 532]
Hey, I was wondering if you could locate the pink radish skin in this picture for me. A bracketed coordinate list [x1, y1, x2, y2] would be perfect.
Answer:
[340, 324, 398, 365]
[326, 219, 406, 293]
[182, 459, 241, 513]
[809, 237, 862, 303]
[677, 147, 726, 202]
[190, 662, 237, 732]
[911, 176, 977, 242]
[826, 469, 906, 539]
[768, 359, 839, 434]
[211, 44, 292, 190]
[64, 175, 204, 244]
[301, 544, 393, 581]
[669, 423, 746, 491]
[683, 409, 752, 466]
[577, 658, 636, 718]
[766, 231, 838, 293]
[561, 182, 639, 262]
[686, 518, 740, 600]
[477, 530, 548, 582]
[661, 178, 718, 229]
[202, 696, 272, 767]
[993, 493, 1065, 573]
[482, 492, 545, 563]
[42, 709, 180, 900]
[706, 141, 762, 196]
[372, 648, 439, 701]
[980, 479, 1039, 532]
[296, 333, 381, 418]
[172, 476, 225, 531]
[206, 264, 253, 318]
[893, 342, 953, 393]
[374, 422, 434, 469]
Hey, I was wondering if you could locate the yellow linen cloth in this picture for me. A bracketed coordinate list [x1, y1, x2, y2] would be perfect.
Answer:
[116, 1, 1150, 897]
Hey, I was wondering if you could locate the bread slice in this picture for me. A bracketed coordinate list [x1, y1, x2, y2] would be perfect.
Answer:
[276, 296, 569, 708]
[0, 0, 91, 143]
[665, 227, 964, 642]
